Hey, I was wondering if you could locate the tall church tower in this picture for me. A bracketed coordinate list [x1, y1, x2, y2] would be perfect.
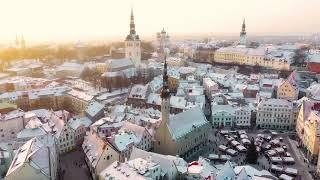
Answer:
[154, 57, 171, 154]
[125, 8, 141, 66]
[239, 19, 247, 45]
[160, 57, 171, 124]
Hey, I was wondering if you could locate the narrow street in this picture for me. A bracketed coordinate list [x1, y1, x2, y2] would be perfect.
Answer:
[59, 149, 91, 180]
[285, 136, 314, 180]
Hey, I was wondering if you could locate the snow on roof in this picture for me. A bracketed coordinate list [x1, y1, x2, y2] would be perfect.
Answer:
[85, 101, 104, 117]
[0, 87, 69, 101]
[279, 174, 294, 180]
[149, 76, 163, 92]
[0, 76, 48, 85]
[212, 104, 235, 115]
[168, 107, 208, 139]
[129, 147, 188, 178]
[234, 165, 276, 179]
[106, 58, 134, 70]
[67, 89, 93, 102]
[236, 168, 249, 180]
[68, 117, 92, 130]
[56, 62, 84, 72]
[119, 122, 147, 142]
[187, 157, 218, 178]
[245, 84, 260, 91]
[101, 162, 141, 179]
[82, 132, 107, 168]
[178, 67, 196, 75]
[108, 131, 137, 152]
[216, 47, 249, 54]
[0, 109, 24, 121]
[203, 78, 219, 88]
[216, 161, 236, 180]
[102, 71, 124, 77]
[306, 83, 320, 100]
[146, 93, 161, 105]
[6, 137, 56, 178]
[96, 89, 128, 101]
[129, 84, 148, 99]
[17, 127, 48, 140]
[28, 86, 69, 99]
[170, 96, 187, 109]
[27, 109, 51, 120]
[258, 98, 292, 108]
[284, 167, 298, 175]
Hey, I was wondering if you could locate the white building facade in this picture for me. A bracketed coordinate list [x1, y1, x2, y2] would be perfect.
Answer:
[256, 99, 294, 130]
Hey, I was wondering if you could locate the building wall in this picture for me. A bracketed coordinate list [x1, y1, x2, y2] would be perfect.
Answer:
[296, 103, 306, 140]
[74, 125, 88, 146]
[64, 95, 89, 114]
[235, 108, 251, 127]
[301, 111, 320, 163]
[193, 48, 215, 64]
[154, 98, 172, 155]
[214, 51, 246, 65]
[94, 145, 119, 180]
[212, 111, 235, 127]
[125, 40, 141, 66]
[136, 130, 153, 151]
[277, 80, 298, 101]
[256, 100, 294, 130]
[214, 50, 291, 70]
[57, 125, 76, 154]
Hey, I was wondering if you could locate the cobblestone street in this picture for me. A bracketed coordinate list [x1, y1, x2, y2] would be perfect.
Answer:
[59, 148, 91, 180]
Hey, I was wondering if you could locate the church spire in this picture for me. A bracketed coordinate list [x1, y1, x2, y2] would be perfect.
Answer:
[160, 56, 170, 99]
[241, 18, 246, 35]
[130, 8, 136, 35]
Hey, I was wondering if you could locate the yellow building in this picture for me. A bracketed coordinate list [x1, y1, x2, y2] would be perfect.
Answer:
[302, 111, 320, 163]
[214, 47, 247, 65]
[96, 62, 107, 73]
[296, 101, 320, 164]
[277, 79, 299, 101]
[214, 47, 291, 71]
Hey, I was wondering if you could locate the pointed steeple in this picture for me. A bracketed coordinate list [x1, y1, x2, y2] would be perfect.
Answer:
[161, 56, 170, 99]
[130, 7, 136, 35]
[242, 18, 246, 31]
[241, 18, 246, 35]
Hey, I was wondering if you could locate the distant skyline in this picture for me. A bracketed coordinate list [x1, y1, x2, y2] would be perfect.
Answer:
[1, 0, 320, 43]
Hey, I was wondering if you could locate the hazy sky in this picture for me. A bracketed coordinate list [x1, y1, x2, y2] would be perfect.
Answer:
[0, 0, 319, 43]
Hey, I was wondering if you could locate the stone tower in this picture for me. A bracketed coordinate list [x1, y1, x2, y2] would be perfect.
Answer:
[125, 8, 141, 66]
[154, 56, 171, 154]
